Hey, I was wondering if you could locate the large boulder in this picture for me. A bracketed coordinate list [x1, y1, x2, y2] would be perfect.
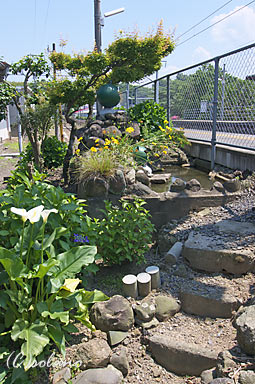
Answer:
[110, 347, 129, 376]
[77, 176, 109, 198]
[87, 123, 104, 138]
[109, 170, 126, 195]
[234, 305, 255, 355]
[102, 126, 122, 137]
[170, 178, 186, 192]
[155, 295, 181, 321]
[72, 365, 123, 384]
[185, 178, 201, 192]
[75, 338, 111, 369]
[90, 295, 134, 332]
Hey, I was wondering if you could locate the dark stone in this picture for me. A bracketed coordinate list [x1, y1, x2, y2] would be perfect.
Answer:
[105, 113, 117, 121]
[109, 170, 126, 195]
[223, 179, 241, 192]
[87, 124, 104, 138]
[185, 178, 201, 192]
[90, 295, 134, 332]
[86, 137, 105, 148]
[234, 305, 255, 355]
[170, 178, 186, 192]
[125, 182, 158, 196]
[135, 170, 150, 186]
[103, 126, 122, 137]
[77, 176, 109, 198]
[110, 347, 129, 376]
[213, 181, 225, 193]
[88, 119, 105, 127]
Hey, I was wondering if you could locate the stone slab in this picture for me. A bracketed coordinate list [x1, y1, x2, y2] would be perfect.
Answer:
[180, 282, 241, 318]
[148, 334, 218, 376]
[183, 231, 254, 275]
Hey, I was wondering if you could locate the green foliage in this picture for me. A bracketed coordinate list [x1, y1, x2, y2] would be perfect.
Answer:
[0, 174, 108, 381]
[17, 136, 67, 170]
[84, 198, 154, 265]
[128, 100, 167, 133]
[0, 82, 17, 121]
[11, 53, 50, 78]
[42, 136, 68, 169]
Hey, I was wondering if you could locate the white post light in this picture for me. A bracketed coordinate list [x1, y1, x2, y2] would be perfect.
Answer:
[104, 7, 125, 18]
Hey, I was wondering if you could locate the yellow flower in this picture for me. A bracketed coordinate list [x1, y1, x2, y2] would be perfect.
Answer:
[104, 146, 109, 149]
[111, 137, 119, 145]
[95, 138, 99, 143]
[90, 147, 97, 152]
[75, 149, 80, 155]
[159, 126, 165, 132]
[102, 130, 106, 134]
[180, 127, 185, 130]
[163, 145, 168, 149]
[99, 148, 103, 151]
[166, 125, 172, 131]
[126, 127, 134, 134]
[77, 137, 83, 142]
[155, 153, 160, 157]
[164, 120, 168, 125]
[163, 150, 167, 154]
[169, 135, 172, 140]
[152, 142, 157, 146]
[105, 138, 111, 145]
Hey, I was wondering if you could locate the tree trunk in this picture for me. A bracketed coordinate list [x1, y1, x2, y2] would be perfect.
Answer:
[63, 118, 76, 184]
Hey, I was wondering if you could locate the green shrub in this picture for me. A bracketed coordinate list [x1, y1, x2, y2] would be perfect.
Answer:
[42, 136, 67, 168]
[84, 198, 155, 265]
[17, 136, 67, 171]
[128, 100, 166, 133]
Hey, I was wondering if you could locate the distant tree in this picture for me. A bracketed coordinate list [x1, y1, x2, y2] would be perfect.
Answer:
[47, 22, 175, 183]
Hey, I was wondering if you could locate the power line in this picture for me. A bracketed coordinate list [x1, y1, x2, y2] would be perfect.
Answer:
[44, 0, 51, 31]
[176, 0, 233, 40]
[176, 0, 255, 47]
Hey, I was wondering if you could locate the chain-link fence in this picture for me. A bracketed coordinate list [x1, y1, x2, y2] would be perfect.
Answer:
[120, 43, 255, 166]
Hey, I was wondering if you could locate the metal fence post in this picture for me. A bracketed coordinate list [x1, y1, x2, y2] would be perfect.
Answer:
[134, 88, 137, 105]
[211, 57, 219, 170]
[154, 78, 159, 104]
[166, 75, 170, 122]
[126, 83, 130, 109]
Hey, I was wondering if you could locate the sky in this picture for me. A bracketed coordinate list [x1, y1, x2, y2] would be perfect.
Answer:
[1, 0, 255, 82]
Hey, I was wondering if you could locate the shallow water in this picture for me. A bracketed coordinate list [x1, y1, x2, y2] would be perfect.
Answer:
[151, 165, 213, 193]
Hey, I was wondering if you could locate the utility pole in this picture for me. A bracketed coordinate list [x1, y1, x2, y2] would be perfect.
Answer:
[94, 0, 102, 52]
[52, 43, 64, 142]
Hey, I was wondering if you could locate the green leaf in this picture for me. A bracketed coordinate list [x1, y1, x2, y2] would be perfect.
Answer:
[0, 230, 9, 236]
[42, 229, 57, 250]
[49, 245, 97, 292]
[11, 320, 50, 371]
[47, 320, 66, 356]
[32, 259, 59, 279]
[79, 289, 109, 305]
[0, 247, 27, 279]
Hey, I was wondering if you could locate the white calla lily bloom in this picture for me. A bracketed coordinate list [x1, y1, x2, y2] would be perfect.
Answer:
[11, 207, 28, 222]
[26, 205, 44, 224]
[41, 209, 58, 223]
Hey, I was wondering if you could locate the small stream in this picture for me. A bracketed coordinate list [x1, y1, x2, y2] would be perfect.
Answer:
[151, 165, 213, 193]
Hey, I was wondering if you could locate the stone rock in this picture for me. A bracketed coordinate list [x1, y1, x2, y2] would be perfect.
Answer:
[234, 305, 255, 355]
[77, 176, 109, 198]
[135, 317, 159, 329]
[133, 301, 156, 322]
[108, 331, 128, 347]
[215, 351, 238, 378]
[136, 170, 150, 186]
[239, 370, 255, 384]
[185, 178, 201, 192]
[105, 113, 117, 121]
[88, 119, 105, 127]
[208, 380, 234, 384]
[200, 368, 216, 384]
[110, 347, 129, 376]
[103, 126, 122, 137]
[125, 169, 136, 185]
[76, 127, 87, 139]
[75, 338, 111, 369]
[183, 231, 255, 275]
[104, 119, 114, 127]
[109, 170, 126, 195]
[126, 122, 140, 138]
[157, 230, 177, 253]
[86, 136, 105, 148]
[213, 181, 225, 193]
[148, 334, 218, 376]
[53, 367, 71, 384]
[173, 264, 190, 278]
[180, 282, 241, 318]
[170, 178, 186, 192]
[155, 295, 181, 321]
[125, 182, 158, 196]
[87, 124, 104, 138]
[223, 179, 241, 192]
[90, 295, 134, 332]
[150, 173, 171, 184]
[72, 365, 123, 384]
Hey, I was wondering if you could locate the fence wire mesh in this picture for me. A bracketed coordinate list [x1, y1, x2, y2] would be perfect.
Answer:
[120, 43, 255, 152]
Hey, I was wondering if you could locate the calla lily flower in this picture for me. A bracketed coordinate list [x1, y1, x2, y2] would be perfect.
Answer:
[11, 207, 28, 222]
[41, 209, 58, 223]
[27, 205, 44, 224]
[11, 205, 44, 224]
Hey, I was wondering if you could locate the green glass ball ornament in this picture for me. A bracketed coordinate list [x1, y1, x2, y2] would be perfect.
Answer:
[97, 83, 120, 108]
